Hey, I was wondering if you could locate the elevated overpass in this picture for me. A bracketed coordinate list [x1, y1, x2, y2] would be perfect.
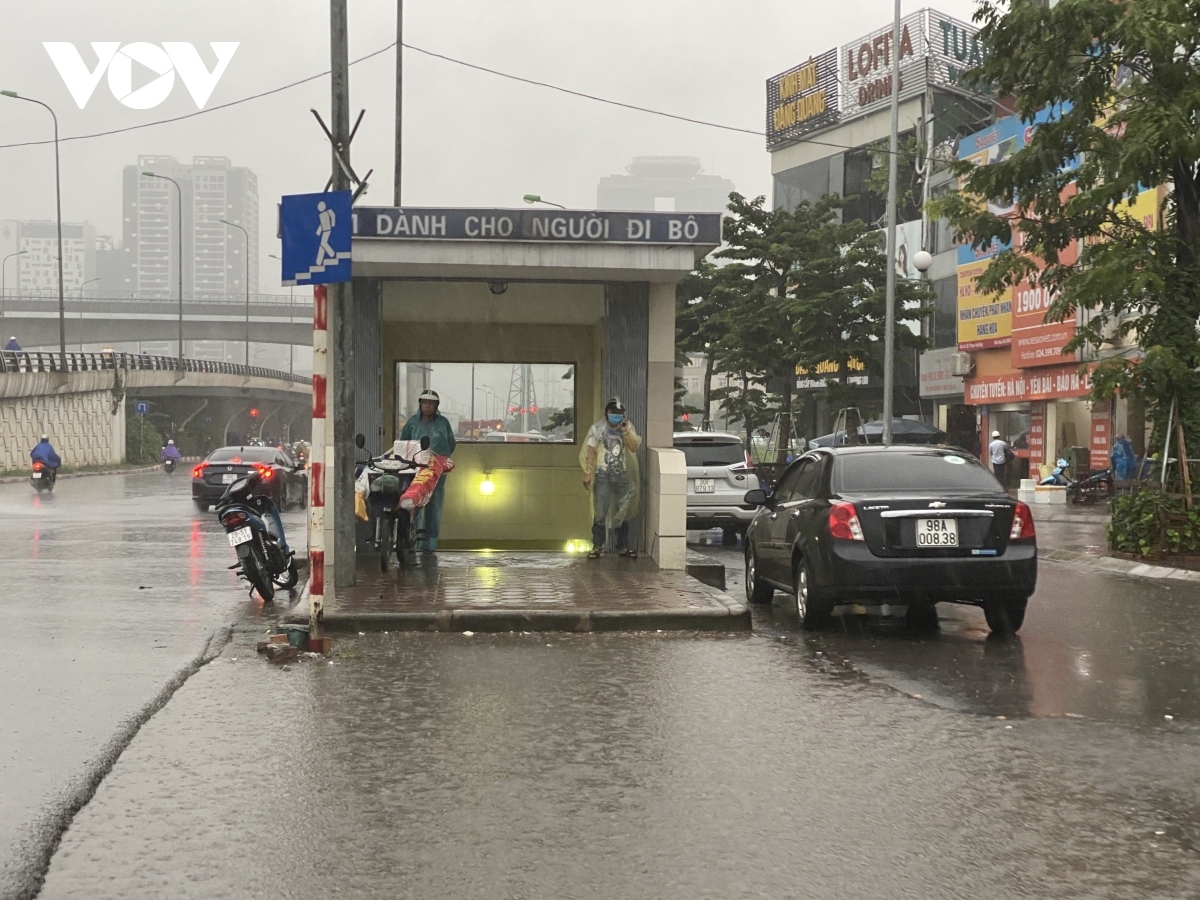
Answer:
[0, 292, 313, 349]
[0, 350, 312, 471]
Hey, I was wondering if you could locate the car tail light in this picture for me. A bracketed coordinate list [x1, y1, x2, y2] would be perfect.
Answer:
[1010, 501, 1036, 540]
[220, 510, 249, 528]
[192, 462, 208, 478]
[253, 463, 275, 480]
[744, 450, 756, 471]
[828, 501, 865, 541]
[32, 461, 43, 471]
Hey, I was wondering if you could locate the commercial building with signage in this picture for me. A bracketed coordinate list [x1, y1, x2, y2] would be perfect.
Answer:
[937, 109, 1155, 481]
[767, 8, 994, 438]
[313, 207, 720, 585]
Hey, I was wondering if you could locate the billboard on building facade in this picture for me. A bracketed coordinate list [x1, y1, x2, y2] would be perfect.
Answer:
[963, 362, 1093, 405]
[766, 9, 984, 149]
[919, 347, 966, 398]
[766, 49, 839, 147]
[956, 238, 1012, 349]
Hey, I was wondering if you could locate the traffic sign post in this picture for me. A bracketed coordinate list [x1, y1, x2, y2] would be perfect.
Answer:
[280, 190, 352, 286]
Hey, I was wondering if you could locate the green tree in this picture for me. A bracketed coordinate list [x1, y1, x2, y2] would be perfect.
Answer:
[935, 0, 1200, 467]
[126, 408, 163, 465]
[677, 259, 741, 428]
[718, 193, 929, 461]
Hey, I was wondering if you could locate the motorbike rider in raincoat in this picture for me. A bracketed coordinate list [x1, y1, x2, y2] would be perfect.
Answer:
[580, 398, 642, 559]
[161, 439, 181, 463]
[398, 389, 457, 553]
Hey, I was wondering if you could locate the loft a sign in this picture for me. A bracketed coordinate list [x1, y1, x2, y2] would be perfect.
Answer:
[352, 208, 722, 245]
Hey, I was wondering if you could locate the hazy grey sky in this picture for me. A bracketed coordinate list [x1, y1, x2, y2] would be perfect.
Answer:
[0, 0, 980, 292]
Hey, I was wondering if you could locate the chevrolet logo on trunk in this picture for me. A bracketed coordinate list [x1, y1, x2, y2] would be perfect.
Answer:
[928, 501, 947, 508]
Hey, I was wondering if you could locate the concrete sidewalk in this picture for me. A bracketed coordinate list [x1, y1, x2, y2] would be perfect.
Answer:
[290, 551, 750, 633]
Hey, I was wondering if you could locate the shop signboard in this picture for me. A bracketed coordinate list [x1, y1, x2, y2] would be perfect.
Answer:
[795, 357, 871, 390]
[1011, 321, 1076, 368]
[765, 49, 839, 147]
[1028, 402, 1046, 466]
[964, 362, 1093, 405]
[1090, 402, 1112, 471]
[957, 237, 1012, 350]
[766, 11, 985, 149]
[919, 347, 965, 398]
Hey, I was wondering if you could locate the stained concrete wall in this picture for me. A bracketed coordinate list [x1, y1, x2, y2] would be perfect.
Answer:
[0, 371, 126, 471]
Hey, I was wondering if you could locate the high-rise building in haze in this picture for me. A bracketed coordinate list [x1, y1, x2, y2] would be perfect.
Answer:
[0, 219, 96, 293]
[597, 157, 735, 212]
[120, 155, 259, 297]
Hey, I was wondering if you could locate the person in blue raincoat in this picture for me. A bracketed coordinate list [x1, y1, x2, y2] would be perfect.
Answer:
[399, 389, 457, 553]
[4, 336, 22, 352]
[160, 439, 181, 463]
[31, 433, 62, 468]
[1110, 433, 1137, 481]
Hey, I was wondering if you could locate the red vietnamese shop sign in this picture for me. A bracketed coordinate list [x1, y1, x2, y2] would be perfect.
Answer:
[1027, 403, 1046, 466]
[1009, 196, 1079, 369]
[964, 363, 1093, 405]
[1090, 402, 1112, 470]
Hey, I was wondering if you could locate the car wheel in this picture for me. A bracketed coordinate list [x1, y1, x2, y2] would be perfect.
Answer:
[745, 547, 774, 604]
[194, 499, 209, 513]
[905, 603, 940, 632]
[983, 596, 1028, 635]
[793, 556, 831, 631]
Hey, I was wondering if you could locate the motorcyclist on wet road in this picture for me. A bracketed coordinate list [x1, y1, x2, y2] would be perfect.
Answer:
[31, 433, 62, 469]
[161, 440, 181, 463]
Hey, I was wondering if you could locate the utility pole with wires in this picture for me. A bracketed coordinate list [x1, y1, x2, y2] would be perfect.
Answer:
[394, 0, 403, 206]
[329, 0, 357, 588]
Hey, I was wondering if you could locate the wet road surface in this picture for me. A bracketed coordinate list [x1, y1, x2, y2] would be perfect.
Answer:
[39, 630, 1200, 899]
[10, 490, 1200, 897]
[0, 473, 303, 898]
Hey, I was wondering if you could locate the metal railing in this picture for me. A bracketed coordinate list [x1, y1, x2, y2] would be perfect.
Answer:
[0, 349, 312, 385]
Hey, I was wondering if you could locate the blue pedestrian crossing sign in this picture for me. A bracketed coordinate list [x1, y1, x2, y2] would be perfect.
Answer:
[280, 190, 352, 286]
[135, 401, 149, 416]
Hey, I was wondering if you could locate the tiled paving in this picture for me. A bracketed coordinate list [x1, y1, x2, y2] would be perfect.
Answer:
[305, 552, 750, 633]
[343, 552, 726, 611]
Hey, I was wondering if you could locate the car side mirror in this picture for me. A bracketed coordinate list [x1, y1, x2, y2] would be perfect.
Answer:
[355, 433, 366, 449]
[744, 489, 768, 506]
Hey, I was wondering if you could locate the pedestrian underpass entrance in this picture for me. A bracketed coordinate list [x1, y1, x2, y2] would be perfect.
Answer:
[322, 207, 720, 580]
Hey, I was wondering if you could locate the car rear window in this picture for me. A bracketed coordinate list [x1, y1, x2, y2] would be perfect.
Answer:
[833, 450, 1001, 492]
[676, 441, 745, 467]
[207, 447, 278, 463]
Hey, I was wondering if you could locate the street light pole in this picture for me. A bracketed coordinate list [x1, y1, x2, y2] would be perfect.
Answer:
[77, 277, 99, 351]
[1, 90, 67, 363]
[142, 171, 185, 365]
[1, 250, 27, 319]
[880, 0, 902, 446]
[522, 194, 566, 209]
[220, 219, 250, 366]
[269, 253, 296, 376]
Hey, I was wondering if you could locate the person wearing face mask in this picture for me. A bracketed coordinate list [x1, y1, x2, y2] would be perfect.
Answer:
[580, 398, 642, 559]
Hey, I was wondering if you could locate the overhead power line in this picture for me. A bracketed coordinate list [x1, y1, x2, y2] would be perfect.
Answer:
[0, 38, 940, 157]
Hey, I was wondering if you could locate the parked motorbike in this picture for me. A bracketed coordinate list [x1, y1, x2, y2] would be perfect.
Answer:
[356, 433, 429, 572]
[1039, 457, 1073, 487]
[1069, 467, 1114, 505]
[163, 458, 177, 475]
[215, 467, 297, 602]
[30, 461, 57, 493]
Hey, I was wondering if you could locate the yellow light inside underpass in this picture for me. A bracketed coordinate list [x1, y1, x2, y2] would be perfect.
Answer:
[565, 540, 591, 554]
[479, 475, 495, 495]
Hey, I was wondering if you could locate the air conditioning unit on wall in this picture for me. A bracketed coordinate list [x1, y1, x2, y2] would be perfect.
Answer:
[949, 352, 974, 377]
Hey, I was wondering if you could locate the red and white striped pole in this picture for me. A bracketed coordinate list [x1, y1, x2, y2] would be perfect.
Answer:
[308, 284, 328, 633]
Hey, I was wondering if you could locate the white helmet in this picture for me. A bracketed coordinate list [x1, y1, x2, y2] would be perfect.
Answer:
[991, 431, 1001, 438]
[167, 439, 175, 445]
[40, 433, 48, 441]
[418, 390, 440, 405]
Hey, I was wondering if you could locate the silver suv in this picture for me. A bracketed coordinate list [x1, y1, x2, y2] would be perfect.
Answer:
[673, 431, 758, 539]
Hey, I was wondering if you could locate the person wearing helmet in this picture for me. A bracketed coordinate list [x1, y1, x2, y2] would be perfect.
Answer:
[988, 429, 1011, 487]
[161, 439, 181, 463]
[399, 389, 457, 552]
[31, 433, 62, 470]
[580, 398, 642, 559]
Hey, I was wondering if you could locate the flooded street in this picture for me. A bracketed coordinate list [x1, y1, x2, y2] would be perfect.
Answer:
[5, 477, 1200, 898]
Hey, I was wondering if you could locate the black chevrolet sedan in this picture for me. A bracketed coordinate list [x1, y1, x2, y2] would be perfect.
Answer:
[743, 445, 1036, 634]
[192, 446, 308, 513]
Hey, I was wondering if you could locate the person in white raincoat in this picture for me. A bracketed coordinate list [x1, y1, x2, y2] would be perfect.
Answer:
[580, 397, 642, 558]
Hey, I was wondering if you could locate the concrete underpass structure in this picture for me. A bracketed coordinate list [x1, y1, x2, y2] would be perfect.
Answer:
[0, 352, 311, 471]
